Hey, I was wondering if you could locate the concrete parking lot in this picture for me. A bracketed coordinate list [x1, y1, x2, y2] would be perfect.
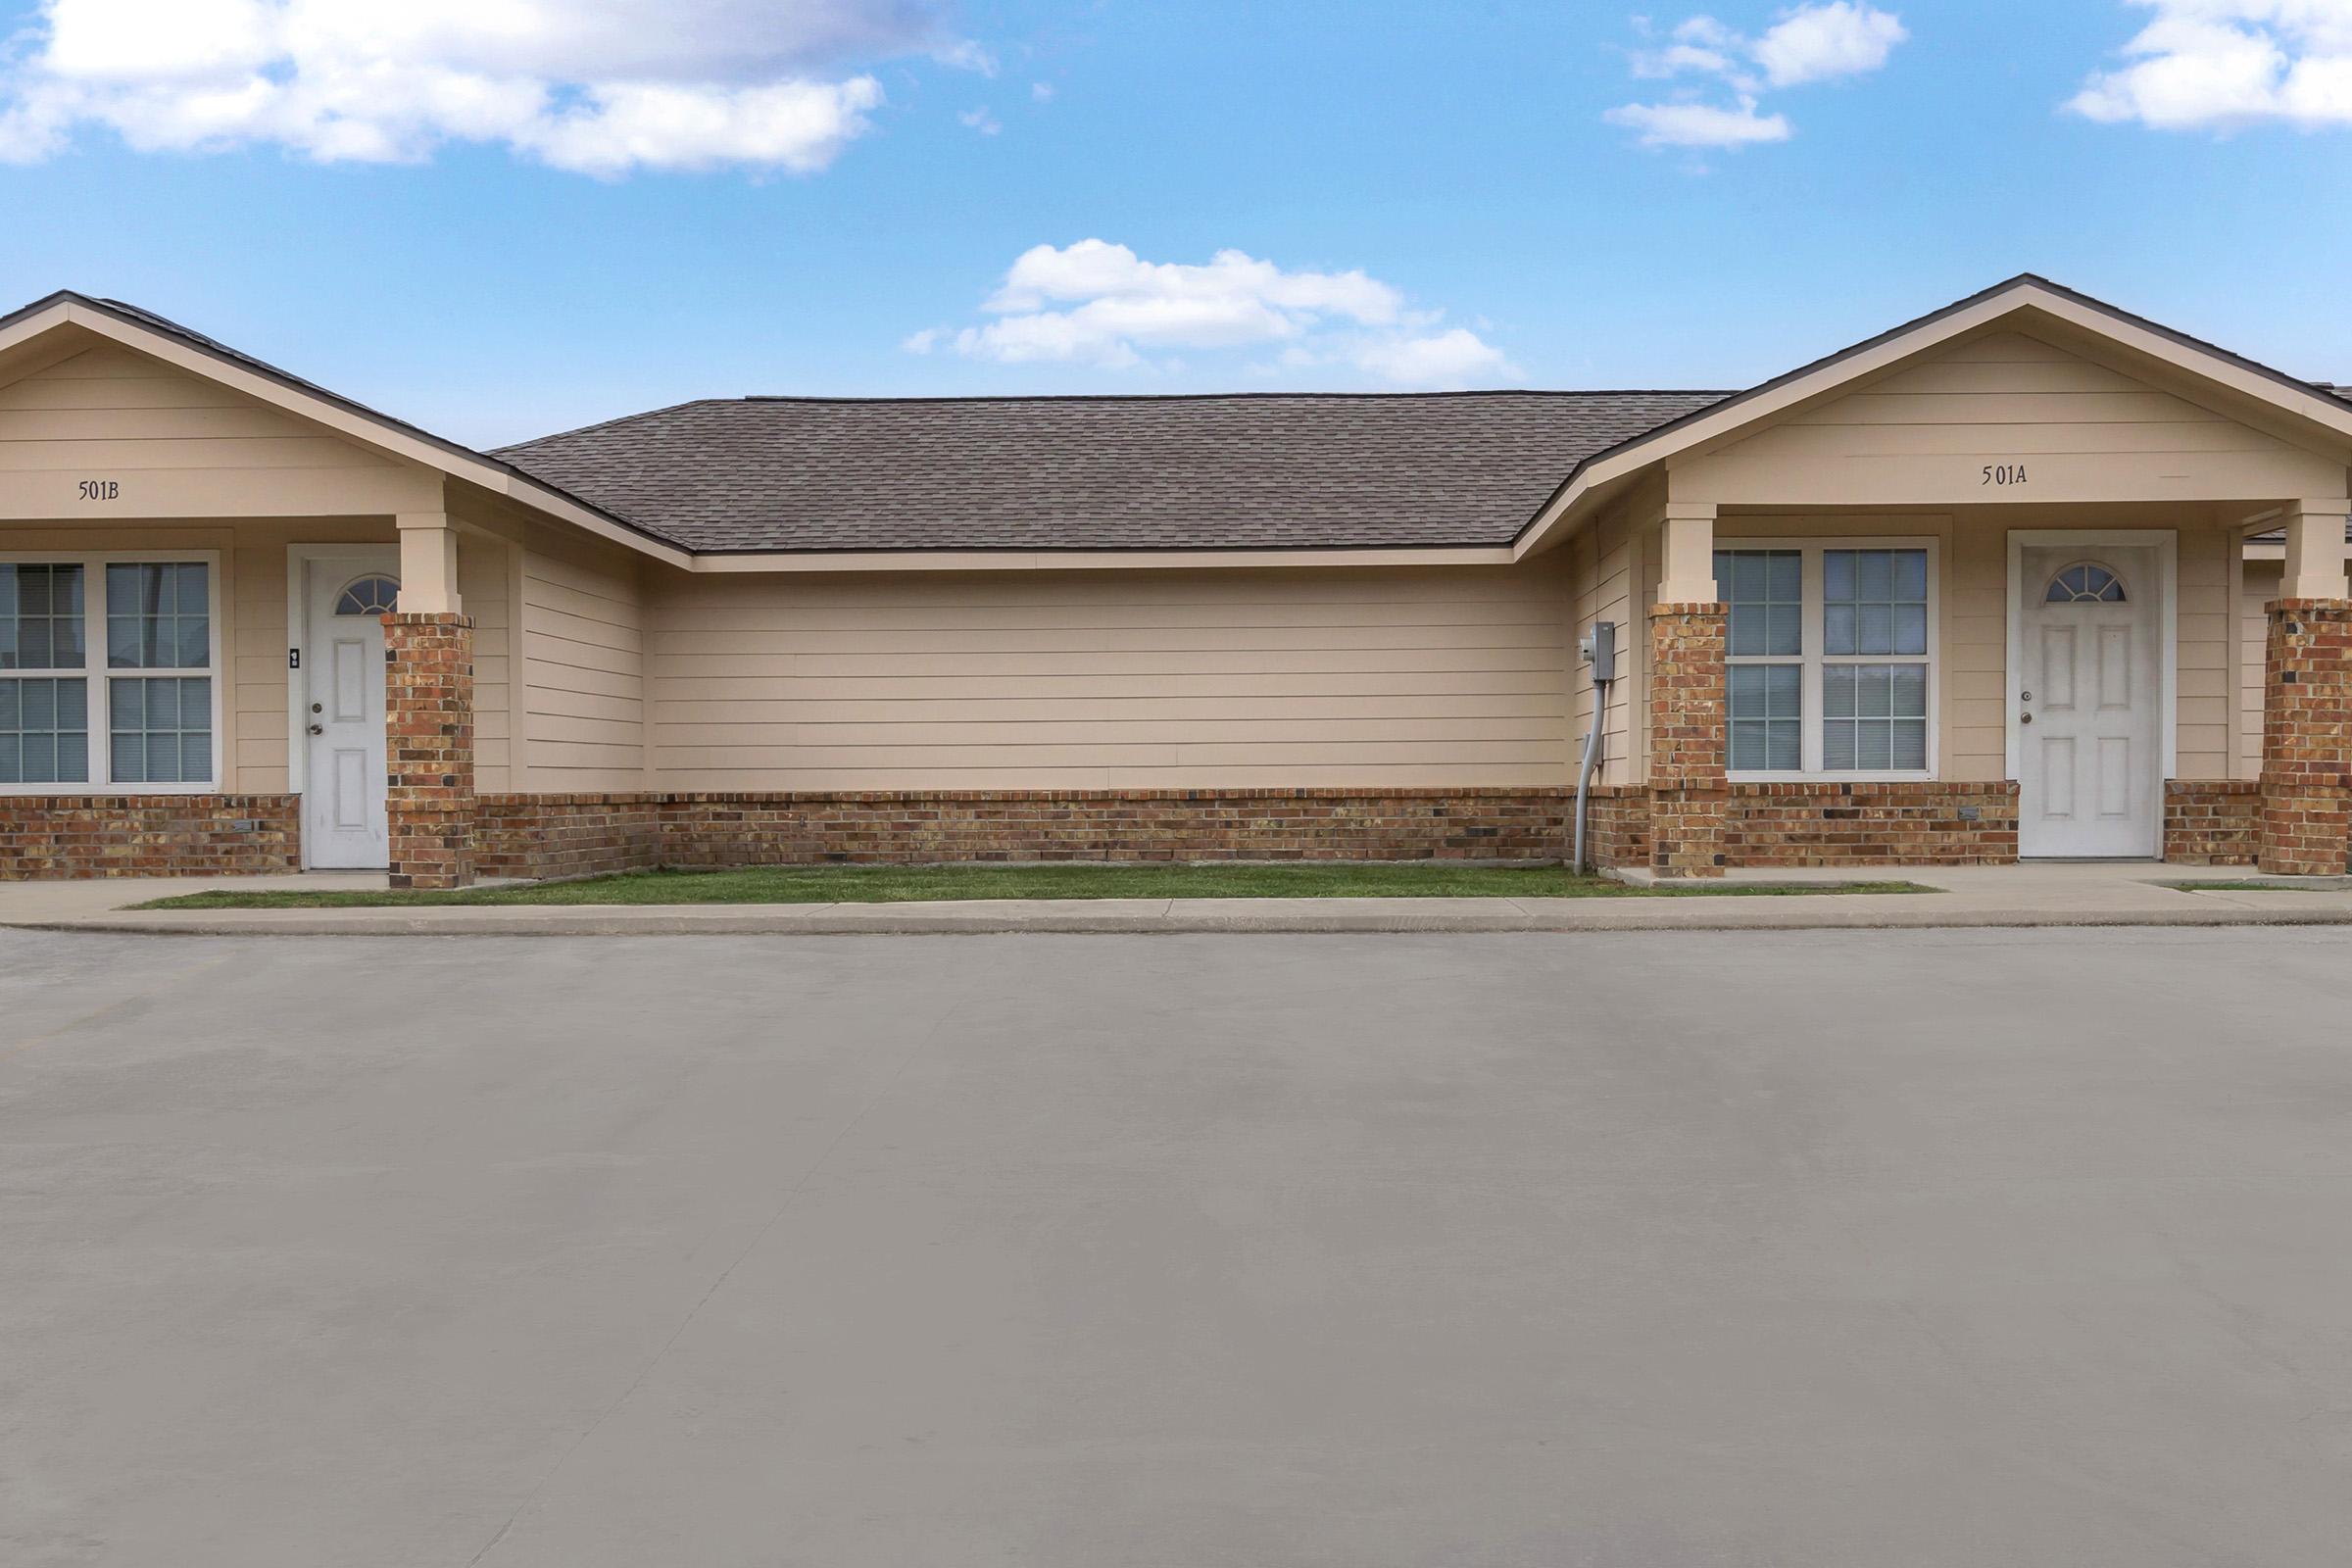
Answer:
[4, 926, 2350, 1567]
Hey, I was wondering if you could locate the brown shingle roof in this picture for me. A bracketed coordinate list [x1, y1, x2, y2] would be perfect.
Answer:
[491, 390, 1732, 554]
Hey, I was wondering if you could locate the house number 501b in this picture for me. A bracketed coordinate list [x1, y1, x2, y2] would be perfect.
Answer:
[76, 479, 121, 501]
[1981, 464, 2028, 487]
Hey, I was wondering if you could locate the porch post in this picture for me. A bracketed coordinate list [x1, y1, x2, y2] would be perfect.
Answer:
[2258, 500, 2352, 876]
[386, 514, 475, 890]
[1649, 503, 1727, 877]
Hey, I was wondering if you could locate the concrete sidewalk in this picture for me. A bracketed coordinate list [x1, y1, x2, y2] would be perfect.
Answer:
[5, 861, 2352, 935]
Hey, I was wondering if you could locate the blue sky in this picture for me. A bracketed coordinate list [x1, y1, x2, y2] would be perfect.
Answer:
[2, 0, 2348, 447]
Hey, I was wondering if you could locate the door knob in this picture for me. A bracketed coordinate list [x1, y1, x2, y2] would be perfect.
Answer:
[309, 723, 324, 736]
[2020, 713, 2034, 725]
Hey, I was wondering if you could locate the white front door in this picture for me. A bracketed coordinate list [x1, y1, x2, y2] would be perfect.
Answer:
[2015, 543, 2163, 858]
[300, 556, 400, 869]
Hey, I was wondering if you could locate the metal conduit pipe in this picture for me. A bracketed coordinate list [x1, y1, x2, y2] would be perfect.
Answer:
[1569, 619, 1617, 875]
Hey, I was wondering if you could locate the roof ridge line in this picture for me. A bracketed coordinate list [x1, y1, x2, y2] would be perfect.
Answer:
[732, 388, 1737, 406]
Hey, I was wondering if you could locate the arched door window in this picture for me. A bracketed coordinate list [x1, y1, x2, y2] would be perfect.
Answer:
[334, 574, 401, 616]
[2043, 564, 2126, 604]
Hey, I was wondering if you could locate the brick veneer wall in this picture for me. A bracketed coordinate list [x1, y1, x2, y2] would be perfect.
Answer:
[2258, 598, 2352, 876]
[1581, 786, 1652, 871]
[384, 612, 476, 891]
[0, 794, 300, 880]
[474, 794, 662, 881]
[2163, 780, 2261, 865]
[660, 789, 1571, 867]
[1720, 782, 2019, 866]
[1647, 603, 1729, 878]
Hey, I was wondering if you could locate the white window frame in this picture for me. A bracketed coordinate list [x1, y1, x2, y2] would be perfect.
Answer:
[0, 550, 226, 796]
[1720, 535, 1940, 783]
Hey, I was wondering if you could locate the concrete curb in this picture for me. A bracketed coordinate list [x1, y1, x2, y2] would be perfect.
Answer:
[23, 895, 2352, 938]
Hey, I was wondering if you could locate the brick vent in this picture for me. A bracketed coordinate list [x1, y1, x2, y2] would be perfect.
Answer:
[384, 612, 476, 891]
[0, 794, 300, 881]
[1721, 781, 2019, 866]
[2258, 598, 2352, 875]
[2163, 780, 2261, 866]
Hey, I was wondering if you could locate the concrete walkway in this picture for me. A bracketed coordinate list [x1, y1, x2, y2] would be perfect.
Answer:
[4, 861, 2352, 935]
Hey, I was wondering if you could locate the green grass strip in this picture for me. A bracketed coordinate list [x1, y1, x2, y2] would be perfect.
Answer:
[138, 862, 1930, 909]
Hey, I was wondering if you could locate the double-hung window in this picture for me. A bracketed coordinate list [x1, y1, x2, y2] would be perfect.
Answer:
[0, 554, 220, 791]
[1718, 540, 1935, 778]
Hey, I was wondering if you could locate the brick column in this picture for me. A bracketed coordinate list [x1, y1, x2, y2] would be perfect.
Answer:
[2258, 598, 2352, 876]
[1648, 602, 1728, 878]
[384, 612, 476, 890]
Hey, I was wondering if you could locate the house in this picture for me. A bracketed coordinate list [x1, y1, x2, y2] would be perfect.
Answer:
[2, 275, 2346, 887]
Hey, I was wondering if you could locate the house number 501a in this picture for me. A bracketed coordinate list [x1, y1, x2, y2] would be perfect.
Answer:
[76, 479, 121, 501]
[1982, 464, 2028, 487]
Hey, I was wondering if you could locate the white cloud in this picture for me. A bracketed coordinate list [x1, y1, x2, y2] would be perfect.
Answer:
[1605, 97, 1792, 146]
[1610, 3, 1905, 150]
[0, 0, 967, 173]
[1752, 0, 1908, 85]
[932, 38, 997, 75]
[2068, 0, 2352, 129]
[907, 239, 1515, 388]
[1352, 327, 1510, 385]
[1031, 80, 1055, 102]
[958, 106, 1002, 135]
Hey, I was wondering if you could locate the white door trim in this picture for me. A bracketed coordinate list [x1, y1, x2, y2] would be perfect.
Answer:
[286, 544, 399, 868]
[2005, 529, 2178, 785]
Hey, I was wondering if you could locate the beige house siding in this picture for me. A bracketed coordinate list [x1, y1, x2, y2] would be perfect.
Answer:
[2240, 558, 2282, 779]
[1571, 492, 1646, 787]
[0, 341, 436, 519]
[643, 564, 1574, 791]
[2177, 521, 2232, 780]
[519, 525, 647, 791]
[458, 538, 514, 792]
[1674, 329, 2346, 508]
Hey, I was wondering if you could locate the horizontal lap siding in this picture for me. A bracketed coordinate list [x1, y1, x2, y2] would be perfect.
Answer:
[1680, 331, 2342, 505]
[646, 565, 1574, 791]
[521, 531, 646, 790]
[2177, 523, 2231, 780]
[2241, 559, 2281, 780]
[0, 346, 401, 485]
[458, 538, 513, 792]
[1573, 501, 1642, 787]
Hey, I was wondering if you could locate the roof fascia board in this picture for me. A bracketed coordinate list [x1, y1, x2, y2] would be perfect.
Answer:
[1509, 280, 2352, 563]
[687, 546, 1520, 574]
[2014, 298, 2352, 454]
[0, 299, 697, 571]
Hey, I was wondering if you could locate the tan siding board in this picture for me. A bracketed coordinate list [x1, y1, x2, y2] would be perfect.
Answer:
[0, 436, 394, 472]
[0, 406, 334, 441]
[649, 622, 1565, 656]
[1787, 391, 2228, 426]
[457, 534, 513, 792]
[2239, 559, 2280, 779]
[517, 525, 646, 789]
[654, 693, 1569, 724]
[643, 564, 1572, 792]
[1931, 331, 2082, 364]
[0, 376, 246, 412]
[665, 765, 1572, 791]
[1680, 332, 2346, 506]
